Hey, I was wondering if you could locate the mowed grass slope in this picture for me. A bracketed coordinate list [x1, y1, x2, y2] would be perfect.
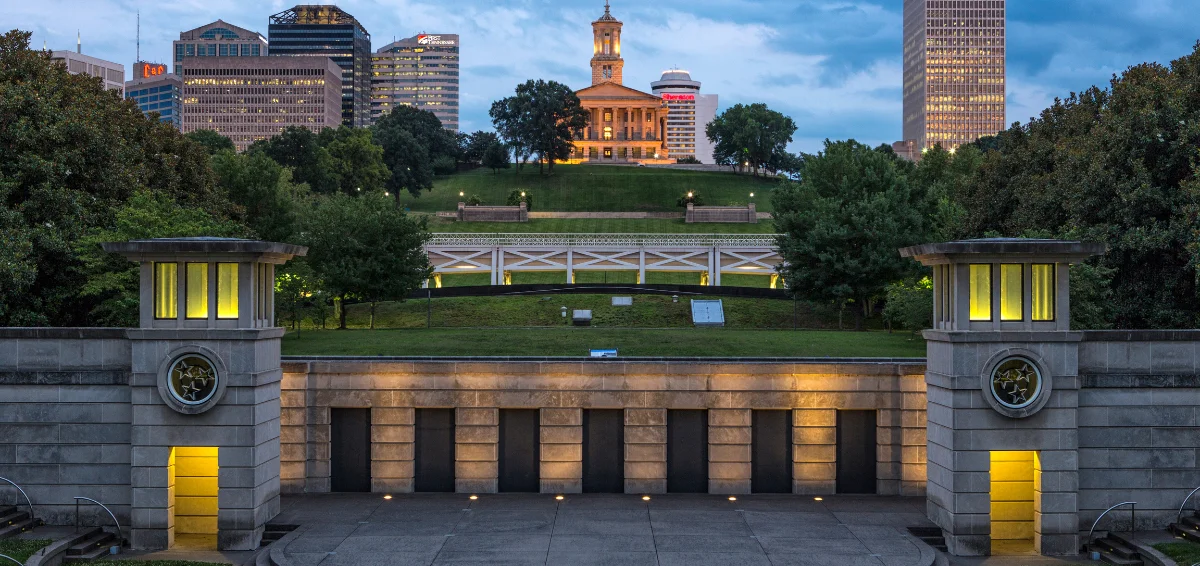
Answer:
[401, 165, 781, 213]
[424, 217, 777, 234]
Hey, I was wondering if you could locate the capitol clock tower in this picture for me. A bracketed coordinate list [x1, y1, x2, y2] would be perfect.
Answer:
[591, 1, 624, 85]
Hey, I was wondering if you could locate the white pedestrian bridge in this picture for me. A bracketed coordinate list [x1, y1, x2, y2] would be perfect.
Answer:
[424, 233, 784, 286]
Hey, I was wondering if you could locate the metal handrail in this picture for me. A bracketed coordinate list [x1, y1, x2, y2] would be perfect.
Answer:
[0, 477, 35, 524]
[1087, 501, 1137, 546]
[0, 554, 22, 566]
[74, 496, 124, 545]
[1177, 486, 1200, 523]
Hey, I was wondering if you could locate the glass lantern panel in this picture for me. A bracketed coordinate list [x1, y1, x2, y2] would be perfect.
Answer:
[1032, 264, 1055, 321]
[969, 264, 992, 321]
[154, 262, 178, 319]
[1000, 264, 1023, 321]
[186, 263, 208, 319]
[217, 263, 239, 319]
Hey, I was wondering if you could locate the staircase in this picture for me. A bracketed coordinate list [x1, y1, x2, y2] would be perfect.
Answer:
[63, 527, 120, 562]
[0, 505, 36, 539]
[1083, 532, 1144, 566]
[907, 526, 948, 553]
[261, 523, 299, 545]
[1169, 511, 1200, 542]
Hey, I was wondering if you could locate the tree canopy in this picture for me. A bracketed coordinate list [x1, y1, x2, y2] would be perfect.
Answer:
[706, 103, 797, 176]
[185, 129, 236, 155]
[490, 79, 589, 175]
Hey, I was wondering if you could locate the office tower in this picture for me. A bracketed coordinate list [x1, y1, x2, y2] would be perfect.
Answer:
[371, 34, 460, 130]
[902, 0, 1006, 152]
[650, 70, 719, 164]
[269, 5, 371, 127]
[126, 62, 182, 129]
[52, 39, 124, 95]
[174, 20, 268, 76]
[180, 57, 342, 151]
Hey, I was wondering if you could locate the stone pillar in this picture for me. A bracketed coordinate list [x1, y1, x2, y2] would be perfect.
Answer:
[624, 409, 666, 494]
[792, 409, 836, 494]
[279, 366, 308, 494]
[708, 409, 751, 494]
[540, 408, 582, 494]
[371, 408, 414, 493]
[877, 408, 902, 496]
[304, 403, 330, 493]
[901, 375, 929, 496]
[455, 408, 498, 494]
[1034, 450, 1080, 556]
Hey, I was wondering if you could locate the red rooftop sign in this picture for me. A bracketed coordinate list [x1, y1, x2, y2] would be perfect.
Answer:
[662, 93, 696, 102]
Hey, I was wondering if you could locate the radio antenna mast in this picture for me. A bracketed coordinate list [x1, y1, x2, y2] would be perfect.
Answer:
[136, 11, 140, 62]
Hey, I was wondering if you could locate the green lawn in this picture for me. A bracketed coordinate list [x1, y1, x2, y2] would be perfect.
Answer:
[281, 328, 926, 358]
[0, 539, 52, 563]
[425, 217, 776, 234]
[402, 165, 780, 213]
[304, 294, 882, 330]
[1154, 542, 1200, 565]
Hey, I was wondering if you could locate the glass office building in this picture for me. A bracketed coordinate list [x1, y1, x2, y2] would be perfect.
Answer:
[126, 64, 182, 129]
[269, 5, 371, 128]
[370, 34, 460, 130]
[174, 20, 268, 77]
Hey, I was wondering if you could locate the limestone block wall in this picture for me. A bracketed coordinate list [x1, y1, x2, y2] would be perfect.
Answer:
[1077, 331, 1200, 531]
[0, 329, 133, 527]
[279, 358, 928, 497]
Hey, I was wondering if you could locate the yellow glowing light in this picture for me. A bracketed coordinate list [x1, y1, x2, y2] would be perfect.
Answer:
[687, 192, 693, 198]
[454, 265, 477, 269]
[469, 495, 478, 500]
[749, 193, 755, 198]
[521, 191, 526, 197]
[728, 496, 737, 501]
[641, 495, 651, 501]
[970, 264, 992, 321]
[383, 495, 392, 500]
[814, 497, 824, 501]
[459, 192, 464, 197]
[555, 495, 564, 501]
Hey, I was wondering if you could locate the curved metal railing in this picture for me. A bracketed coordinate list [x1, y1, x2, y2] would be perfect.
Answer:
[0, 554, 22, 566]
[74, 496, 124, 545]
[1177, 486, 1200, 523]
[0, 476, 35, 523]
[1087, 501, 1137, 546]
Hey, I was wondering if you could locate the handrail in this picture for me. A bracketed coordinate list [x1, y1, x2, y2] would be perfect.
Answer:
[1087, 501, 1137, 546]
[0, 476, 35, 523]
[1177, 486, 1200, 523]
[74, 496, 124, 545]
[0, 554, 22, 566]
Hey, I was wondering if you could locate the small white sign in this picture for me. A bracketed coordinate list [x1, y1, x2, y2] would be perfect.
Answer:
[590, 350, 618, 358]
[612, 297, 633, 306]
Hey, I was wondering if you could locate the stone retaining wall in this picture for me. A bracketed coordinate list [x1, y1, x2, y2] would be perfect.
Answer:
[278, 358, 929, 496]
[685, 203, 758, 223]
[457, 202, 528, 222]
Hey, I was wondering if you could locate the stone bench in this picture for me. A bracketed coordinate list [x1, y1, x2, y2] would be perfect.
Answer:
[685, 203, 757, 223]
[457, 202, 528, 222]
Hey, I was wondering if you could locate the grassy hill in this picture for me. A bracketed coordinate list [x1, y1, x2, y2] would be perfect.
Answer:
[424, 217, 777, 234]
[400, 165, 781, 213]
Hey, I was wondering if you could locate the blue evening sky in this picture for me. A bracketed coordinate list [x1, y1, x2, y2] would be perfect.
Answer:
[8, 0, 1200, 152]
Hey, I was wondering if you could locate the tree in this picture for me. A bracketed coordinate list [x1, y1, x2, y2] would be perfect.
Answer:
[882, 277, 934, 334]
[250, 126, 339, 194]
[706, 103, 797, 176]
[373, 105, 458, 166]
[463, 131, 501, 165]
[774, 140, 932, 330]
[77, 190, 244, 327]
[211, 151, 308, 242]
[373, 126, 433, 200]
[505, 189, 533, 212]
[185, 129, 236, 155]
[302, 193, 432, 329]
[490, 79, 589, 175]
[317, 126, 389, 196]
[950, 42, 1200, 328]
[482, 142, 511, 174]
[0, 29, 233, 326]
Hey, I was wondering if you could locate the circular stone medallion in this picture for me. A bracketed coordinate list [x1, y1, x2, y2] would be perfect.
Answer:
[989, 357, 1042, 410]
[166, 354, 220, 406]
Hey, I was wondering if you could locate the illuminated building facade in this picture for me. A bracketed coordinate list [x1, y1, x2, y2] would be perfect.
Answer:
[180, 57, 342, 152]
[269, 5, 371, 128]
[51, 48, 125, 96]
[174, 21, 267, 77]
[902, 0, 1006, 152]
[650, 70, 719, 164]
[126, 62, 182, 129]
[570, 2, 669, 164]
[370, 34, 460, 130]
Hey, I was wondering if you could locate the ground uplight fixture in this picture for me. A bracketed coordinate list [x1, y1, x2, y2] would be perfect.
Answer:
[383, 494, 392, 500]
[814, 497, 823, 501]
[469, 495, 478, 500]
[728, 496, 737, 502]
[555, 495, 564, 501]
[642, 495, 651, 501]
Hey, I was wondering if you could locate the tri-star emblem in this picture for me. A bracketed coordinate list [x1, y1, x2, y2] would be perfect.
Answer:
[993, 362, 1036, 406]
[172, 358, 216, 402]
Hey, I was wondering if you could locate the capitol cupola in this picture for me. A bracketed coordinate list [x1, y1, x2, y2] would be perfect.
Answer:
[590, 1, 624, 85]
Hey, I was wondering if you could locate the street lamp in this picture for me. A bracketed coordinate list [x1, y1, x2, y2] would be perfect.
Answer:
[521, 191, 526, 197]
[687, 192, 693, 198]
[459, 191, 464, 197]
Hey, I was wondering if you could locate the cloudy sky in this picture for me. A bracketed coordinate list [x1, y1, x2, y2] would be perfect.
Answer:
[8, 0, 1200, 152]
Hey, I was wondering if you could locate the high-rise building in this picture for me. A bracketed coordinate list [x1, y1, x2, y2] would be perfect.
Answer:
[126, 61, 182, 129]
[174, 20, 268, 77]
[268, 5, 371, 128]
[52, 41, 124, 96]
[371, 34, 461, 130]
[180, 57, 342, 152]
[902, 0, 1006, 152]
[650, 70, 719, 164]
[570, 2, 669, 164]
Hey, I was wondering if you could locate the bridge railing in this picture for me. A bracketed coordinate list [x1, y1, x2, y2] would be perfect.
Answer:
[426, 233, 781, 248]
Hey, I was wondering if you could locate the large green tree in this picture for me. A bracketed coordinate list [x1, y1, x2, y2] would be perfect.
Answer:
[185, 129, 236, 155]
[706, 103, 797, 176]
[774, 140, 932, 330]
[249, 126, 339, 194]
[490, 79, 589, 175]
[211, 151, 309, 242]
[317, 126, 389, 196]
[372, 106, 456, 199]
[302, 193, 433, 329]
[0, 29, 232, 326]
[951, 43, 1200, 328]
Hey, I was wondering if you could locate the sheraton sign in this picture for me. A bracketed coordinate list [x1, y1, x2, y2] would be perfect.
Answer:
[661, 93, 696, 102]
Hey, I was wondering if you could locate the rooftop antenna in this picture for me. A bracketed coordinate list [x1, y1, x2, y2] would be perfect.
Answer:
[76, 30, 81, 53]
[136, 11, 140, 62]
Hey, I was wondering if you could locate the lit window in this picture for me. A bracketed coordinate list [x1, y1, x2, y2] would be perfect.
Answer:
[186, 263, 209, 319]
[217, 263, 239, 319]
[1000, 264, 1023, 321]
[1032, 264, 1054, 321]
[155, 263, 178, 319]
[969, 264, 991, 321]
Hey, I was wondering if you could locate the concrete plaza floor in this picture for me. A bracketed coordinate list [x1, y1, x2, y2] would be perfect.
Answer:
[272, 492, 938, 566]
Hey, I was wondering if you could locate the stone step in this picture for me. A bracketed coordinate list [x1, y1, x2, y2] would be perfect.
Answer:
[0, 517, 35, 539]
[1182, 515, 1200, 529]
[261, 523, 299, 545]
[1093, 536, 1138, 559]
[1169, 522, 1200, 542]
[1084, 544, 1142, 566]
[0, 510, 30, 526]
[66, 530, 117, 557]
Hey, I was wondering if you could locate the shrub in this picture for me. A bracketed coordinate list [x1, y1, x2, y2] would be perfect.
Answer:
[676, 156, 702, 164]
[882, 277, 933, 334]
[506, 189, 533, 212]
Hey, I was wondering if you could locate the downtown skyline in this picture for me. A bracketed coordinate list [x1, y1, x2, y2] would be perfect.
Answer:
[8, 0, 1199, 153]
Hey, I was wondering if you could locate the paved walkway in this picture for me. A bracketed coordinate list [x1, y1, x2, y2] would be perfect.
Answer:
[273, 493, 937, 566]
